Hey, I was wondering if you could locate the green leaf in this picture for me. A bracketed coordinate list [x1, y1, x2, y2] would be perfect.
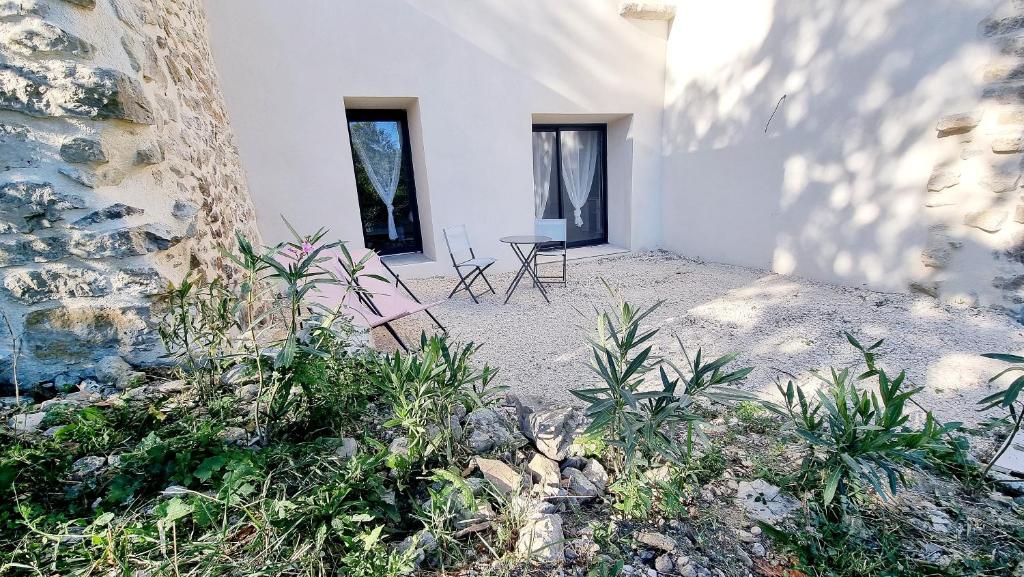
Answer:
[162, 498, 194, 523]
[982, 353, 1024, 364]
[823, 467, 843, 505]
[194, 455, 227, 483]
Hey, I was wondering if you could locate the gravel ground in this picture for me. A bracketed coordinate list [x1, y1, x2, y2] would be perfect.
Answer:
[379, 250, 1024, 427]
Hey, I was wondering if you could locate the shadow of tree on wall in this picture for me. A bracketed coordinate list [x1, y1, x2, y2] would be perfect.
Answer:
[661, 0, 1002, 295]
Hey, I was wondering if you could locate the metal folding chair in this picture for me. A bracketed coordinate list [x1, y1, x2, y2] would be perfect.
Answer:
[443, 224, 496, 304]
[533, 218, 567, 285]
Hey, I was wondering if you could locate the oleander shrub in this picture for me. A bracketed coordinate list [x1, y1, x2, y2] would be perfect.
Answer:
[770, 333, 961, 512]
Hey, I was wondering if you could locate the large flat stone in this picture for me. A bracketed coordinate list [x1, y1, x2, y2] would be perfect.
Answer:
[935, 111, 981, 135]
[60, 137, 106, 164]
[927, 168, 960, 191]
[965, 208, 1008, 232]
[0, 61, 154, 123]
[0, 17, 92, 57]
[67, 224, 182, 259]
[0, 235, 66, 265]
[23, 304, 155, 362]
[3, 265, 111, 304]
[0, 180, 85, 233]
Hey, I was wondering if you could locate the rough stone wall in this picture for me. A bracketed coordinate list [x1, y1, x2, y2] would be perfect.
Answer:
[916, 1, 1024, 321]
[0, 0, 259, 386]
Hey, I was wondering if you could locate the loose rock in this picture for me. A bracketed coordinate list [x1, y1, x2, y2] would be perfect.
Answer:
[637, 531, 677, 552]
[516, 512, 565, 564]
[735, 479, 800, 524]
[475, 457, 525, 495]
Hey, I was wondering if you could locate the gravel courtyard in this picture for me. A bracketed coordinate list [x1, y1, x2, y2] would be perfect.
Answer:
[381, 251, 1024, 427]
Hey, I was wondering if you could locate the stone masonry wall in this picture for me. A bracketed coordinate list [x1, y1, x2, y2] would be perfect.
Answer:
[916, 0, 1024, 321]
[0, 0, 259, 386]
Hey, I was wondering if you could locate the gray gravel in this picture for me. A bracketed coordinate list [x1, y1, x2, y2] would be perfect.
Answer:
[381, 251, 1024, 426]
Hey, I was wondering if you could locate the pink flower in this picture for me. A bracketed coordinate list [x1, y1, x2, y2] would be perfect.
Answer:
[301, 241, 313, 255]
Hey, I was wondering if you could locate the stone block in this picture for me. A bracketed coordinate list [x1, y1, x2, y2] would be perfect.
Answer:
[619, 1, 675, 20]
[67, 224, 182, 259]
[3, 265, 110, 304]
[0, 61, 154, 124]
[0, 236, 66, 266]
[984, 63, 1024, 84]
[60, 137, 106, 164]
[924, 190, 958, 207]
[71, 203, 144, 228]
[135, 140, 164, 165]
[927, 168, 960, 191]
[0, 180, 86, 232]
[60, 0, 95, 9]
[0, 1, 46, 19]
[965, 208, 1008, 232]
[3, 265, 161, 305]
[993, 134, 1024, 153]
[0, 17, 92, 57]
[983, 170, 1022, 193]
[981, 14, 1024, 37]
[59, 165, 125, 188]
[936, 111, 981, 135]
[983, 83, 1024, 104]
[23, 304, 154, 362]
[999, 107, 1024, 126]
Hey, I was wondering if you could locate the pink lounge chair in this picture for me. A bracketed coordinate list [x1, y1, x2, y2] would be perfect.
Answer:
[311, 248, 446, 351]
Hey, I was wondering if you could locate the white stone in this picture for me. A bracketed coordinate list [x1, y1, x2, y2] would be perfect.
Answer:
[964, 208, 1007, 232]
[8, 411, 45, 433]
[735, 479, 800, 524]
[527, 453, 560, 487]
[636, 531, 676, 552]
[475, 457, 524, 495]
[516, 512, 564, 563]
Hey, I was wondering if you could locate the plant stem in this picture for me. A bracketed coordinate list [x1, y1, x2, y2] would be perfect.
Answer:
[981, 405, 1023, 480]
[1, 312, 20, 406]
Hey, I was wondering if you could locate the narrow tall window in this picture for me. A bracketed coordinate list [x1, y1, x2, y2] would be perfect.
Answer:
[532, 124, 607, 247]
[347, 109, 422, 255]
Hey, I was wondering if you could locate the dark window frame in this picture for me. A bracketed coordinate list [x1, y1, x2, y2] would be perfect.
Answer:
[346, 108, 424, 256]
[532, 123, 609, 248]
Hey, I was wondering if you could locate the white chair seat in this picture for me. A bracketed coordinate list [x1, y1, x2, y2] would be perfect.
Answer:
[458, 257, 495, 268]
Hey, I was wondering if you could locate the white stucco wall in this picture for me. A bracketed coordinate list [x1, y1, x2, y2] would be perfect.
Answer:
[203, 0, 668, 276]
[660, 0, 997, 292]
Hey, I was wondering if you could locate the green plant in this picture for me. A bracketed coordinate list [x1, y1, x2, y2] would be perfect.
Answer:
[608, 469, 655, 518]
[572, 291, 752, 478]
[770, 334, 956, 511]
[158, 272, 238, 398]
[735, 399, 778, 434]
[377, 333, 499, 477]
[668, 340, 754, 458]
[589, 557, 625, 577]
[977, 352, 1024, 481]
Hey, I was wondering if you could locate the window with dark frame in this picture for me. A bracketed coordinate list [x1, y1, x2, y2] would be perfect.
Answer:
[346, 109, 423, 256]
[532, 123, 608, 248]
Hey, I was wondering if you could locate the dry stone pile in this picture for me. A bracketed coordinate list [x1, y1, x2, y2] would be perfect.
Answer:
[0, 0, 259, 387]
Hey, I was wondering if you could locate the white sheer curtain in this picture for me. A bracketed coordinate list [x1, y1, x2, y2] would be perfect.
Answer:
[350, 121, 403, 240]
[559, 130, 599, 228]
[532, 132, 555, 218]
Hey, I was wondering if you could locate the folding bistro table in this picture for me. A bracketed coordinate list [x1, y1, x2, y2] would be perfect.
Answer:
[500, 235, 552, 304]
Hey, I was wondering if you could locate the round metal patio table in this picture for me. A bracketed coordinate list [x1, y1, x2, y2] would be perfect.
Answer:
[499, 235, 552, 304]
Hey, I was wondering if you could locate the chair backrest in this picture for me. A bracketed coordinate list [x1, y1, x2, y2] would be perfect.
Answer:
[534, 218, 567, 242]
[443, 225, 474, 263]
[311, 248, 414, 326]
